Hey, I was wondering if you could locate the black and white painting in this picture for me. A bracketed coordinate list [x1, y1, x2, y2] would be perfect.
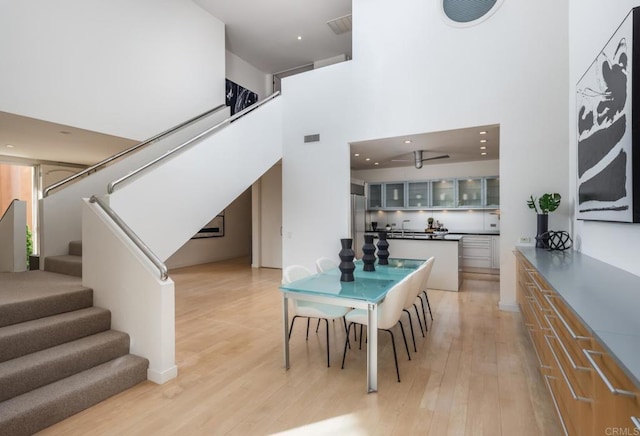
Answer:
[225, 79, 258, 116]
[576, 8, 640, 222]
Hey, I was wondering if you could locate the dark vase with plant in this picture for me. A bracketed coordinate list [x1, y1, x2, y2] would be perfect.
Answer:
[338, 238, 356, 282]
[527, 193, 561, 248]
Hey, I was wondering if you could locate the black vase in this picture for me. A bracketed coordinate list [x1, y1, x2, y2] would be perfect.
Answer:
[338, 238, 355, 282]
[376, 231, 389, 265]
[362, 234, 377, 271]
[535, 214, 549, 248]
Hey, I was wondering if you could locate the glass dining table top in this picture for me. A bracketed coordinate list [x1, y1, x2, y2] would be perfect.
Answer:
[279, 258, 425, 304]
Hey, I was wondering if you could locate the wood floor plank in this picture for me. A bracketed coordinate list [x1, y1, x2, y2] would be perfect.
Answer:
[36, 259, 560, 435]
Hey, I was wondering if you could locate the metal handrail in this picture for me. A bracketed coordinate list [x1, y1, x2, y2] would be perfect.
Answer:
[108, 91, 281, 194]
[0, 198, 20, 222]
[89, 195, 168, 281]
[43, 103, 228, 197]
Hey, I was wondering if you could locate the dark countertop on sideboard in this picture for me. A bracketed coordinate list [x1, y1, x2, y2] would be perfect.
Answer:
[517, 246, 640, 387]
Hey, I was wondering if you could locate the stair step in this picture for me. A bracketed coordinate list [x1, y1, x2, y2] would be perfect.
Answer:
[0, 271, 92, 328]
[44, 255, 83, 277]
[0, 307, 111, 363]
[0, 330, 130, 402]
[68, 240, 82, 257]
[0, 354, 148, 436]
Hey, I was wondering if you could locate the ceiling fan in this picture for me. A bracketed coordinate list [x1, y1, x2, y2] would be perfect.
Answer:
[391, 150, 450, 169]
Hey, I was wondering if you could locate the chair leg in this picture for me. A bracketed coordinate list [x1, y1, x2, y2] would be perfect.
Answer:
[288, 315, 300, 339]
[316, 318, 321, 333]
[359, 324, 364, 350]
[422, 290, 434, 320]
[402, 309, 417, 354]
[413, 303, 425, 336]
[306, 318, 311, 340]
[342, 323, 354, 369]
[418, 296, 428, 332]
[398, 320, 411, 361]
[384, 329, 401, 382]
[324, 318, 330, 367]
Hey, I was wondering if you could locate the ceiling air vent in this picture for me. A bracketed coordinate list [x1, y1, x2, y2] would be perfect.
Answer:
[442, 0, 503, 27]
[327, 14, 352, 35]
[304, 134, 320, 143]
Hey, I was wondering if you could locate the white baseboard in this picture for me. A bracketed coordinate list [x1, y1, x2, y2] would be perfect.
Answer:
[498, 301, 519, 312]
[147, 365, 178, 384]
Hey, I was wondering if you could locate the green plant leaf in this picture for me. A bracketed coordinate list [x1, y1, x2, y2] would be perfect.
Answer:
[538, 193, 561, 214]
[527, 195, 539, 213]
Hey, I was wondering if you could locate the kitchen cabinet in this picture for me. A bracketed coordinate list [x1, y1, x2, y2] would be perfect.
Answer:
[457, 178, 483, 208]
[485, 177, 500, 208]
[368, 183, 383, 209]
[461, 235, 499, 274]
[431, 179, 456, 208]
[407, 181, 429, 209]
[384, 182, 405, 209]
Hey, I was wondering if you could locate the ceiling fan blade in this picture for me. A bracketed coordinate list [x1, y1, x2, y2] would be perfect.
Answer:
[422, 154, 450, 162]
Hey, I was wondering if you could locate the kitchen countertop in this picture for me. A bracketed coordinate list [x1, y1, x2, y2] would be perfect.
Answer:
[517, 246, 640, 387]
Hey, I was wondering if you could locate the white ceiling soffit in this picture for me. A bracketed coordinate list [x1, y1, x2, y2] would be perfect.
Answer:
[327, 14, 352, 35]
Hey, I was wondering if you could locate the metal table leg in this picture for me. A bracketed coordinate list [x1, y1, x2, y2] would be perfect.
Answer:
[367, 302, 378, 393]
[283, 294, 290, 369]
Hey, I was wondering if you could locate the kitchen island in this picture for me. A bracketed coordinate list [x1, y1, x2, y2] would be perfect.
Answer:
[382, 233, 462, 291]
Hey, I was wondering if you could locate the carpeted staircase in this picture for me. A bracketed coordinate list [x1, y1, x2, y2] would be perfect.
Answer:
[44, 240, 83, 277]
[0, 270, 149, 436]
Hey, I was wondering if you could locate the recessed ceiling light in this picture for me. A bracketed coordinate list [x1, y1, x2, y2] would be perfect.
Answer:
[6, 144, 15, 148]
[480, 139, 487, 143]
[374, 162, 379, 165]
[297, 36, 302, 40]
[480, 131, 487, 135]
[404, 140, 412, 144]
[480, 146, 487, 150]
[481, 152, 487, 156]
[354, 153, 360, 157]
[365, 158, 371, 161]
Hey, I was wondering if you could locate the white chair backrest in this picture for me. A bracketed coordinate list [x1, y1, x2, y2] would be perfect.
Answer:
[378, 275, 412, 330]
[315, 257, 338, 273]
[282, 265, 313, 285]
[403, 269, 423, 309]
[420, 257, 435, 290]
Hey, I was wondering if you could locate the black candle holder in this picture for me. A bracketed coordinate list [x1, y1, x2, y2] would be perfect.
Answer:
[338, 238, 355, 281]
[362, 234, 376, 271]
[376, 231, 389, 265]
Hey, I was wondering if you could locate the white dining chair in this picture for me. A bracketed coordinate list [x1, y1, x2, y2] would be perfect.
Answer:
[417, 257, 435, 323]
[341, 275, 412, 382]
[283, 265, 351, 367]
[315, 257, 338, 273]
[401, 268, 426, 354]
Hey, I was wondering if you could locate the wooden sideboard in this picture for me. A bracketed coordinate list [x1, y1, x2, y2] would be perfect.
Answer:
[515, 248, 640, 435]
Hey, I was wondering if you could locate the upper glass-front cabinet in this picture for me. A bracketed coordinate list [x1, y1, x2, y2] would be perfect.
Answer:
[485, 177, 500, 208]
[367, 183, 383, 209]
[457, 178, 483, 208]
[431, 179, 456, 208]
[384, 182, 405, 209]
[407, 182, 429, 209]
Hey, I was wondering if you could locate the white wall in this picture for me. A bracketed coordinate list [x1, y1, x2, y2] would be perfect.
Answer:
[282, 0, 570, 309]
[570, 0, 640, 276]
[226, 51, 272, 100]
[0, 0, 225, 141]
[166, 188, 252, 269]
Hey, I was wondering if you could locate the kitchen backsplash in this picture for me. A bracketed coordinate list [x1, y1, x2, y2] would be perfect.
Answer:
[367, 209, 500, 233]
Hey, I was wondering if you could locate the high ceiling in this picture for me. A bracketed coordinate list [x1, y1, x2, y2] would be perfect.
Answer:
[0, 2, 500, 169]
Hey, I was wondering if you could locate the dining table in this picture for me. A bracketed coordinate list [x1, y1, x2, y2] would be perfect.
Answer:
[279, 258, 425, 393]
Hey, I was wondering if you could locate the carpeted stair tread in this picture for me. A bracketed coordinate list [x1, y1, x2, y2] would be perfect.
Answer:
[68, 240, 82, 257]
[0, 271, 92, 328]
[0, 354, 149, 436]
[44, 255, 82, 278]
[0, 330, 130, 402]
[0, 307, 111, 363]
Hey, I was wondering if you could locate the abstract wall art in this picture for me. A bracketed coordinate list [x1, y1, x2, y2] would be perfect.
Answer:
[576, 7, 640, 222]
[225, 79, 258, 116]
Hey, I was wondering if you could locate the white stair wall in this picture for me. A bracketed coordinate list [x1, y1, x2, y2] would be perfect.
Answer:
[108, 97, 283, 261]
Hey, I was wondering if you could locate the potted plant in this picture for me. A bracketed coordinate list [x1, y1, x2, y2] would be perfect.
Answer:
[527, 193, 561, 248]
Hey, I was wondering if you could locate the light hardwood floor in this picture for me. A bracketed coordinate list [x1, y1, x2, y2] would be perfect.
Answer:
[40, 258, 560, 435]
